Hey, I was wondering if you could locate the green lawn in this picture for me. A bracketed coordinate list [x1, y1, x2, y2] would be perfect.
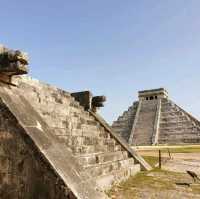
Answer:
[107, 169, 200, 199]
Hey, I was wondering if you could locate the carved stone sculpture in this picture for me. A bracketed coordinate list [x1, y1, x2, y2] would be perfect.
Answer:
[0, 44, 29, 75]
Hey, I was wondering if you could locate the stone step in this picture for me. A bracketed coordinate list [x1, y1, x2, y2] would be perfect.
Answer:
[159, 131, 200, 137]
[95, 164, 140, 190]
[112, 121, 128, 127]
[45, 118, 100, 131]
[133, 133, 152, 138]
[134, 128, 154, 133]
[133, 140, 152, 144]
[133, 137, 153, 143]
[137, 114, 156, 120]
[159, 125, 197, 131]
[141, 100, 157, 105]
[133, 134, 153, 139]
[159, 121, 194, 128]
[77, 151, 128, 166]
[99, 132, 111, 139]
[160, 116, 189, 123]
[96, 151, 128, 164]
[139, 107, 157, 111]
[117, 119, 133, 125]
[159, 131, 199, 137]
[30, 90, 72, 104]
[161, 101, 174, 105]
[161, 103, 176, 108]
[161, 107, 179, 113]
[40, 104, 90, 122]
[159, 138, 200, 144]
[84, 158, 135, 178]
[134, 129, 154, 136]
[71, 142, 123, 155]
[118, 107, 137, 119]
[56, 134, 116, 146]
[136, 120, 155, 125]
[119, 116, 133, 122]
[113, 127, 130, 133]
[39, 93, 72, 104]
[124, 112, 131, 117]
[72, 145, 106, 155]
[161, 127, 199, 134]
[161, 110, 183, 116]
[132, 141, 152, 146]
[112, 126, 131, 133]
[139, 109, 156, 113]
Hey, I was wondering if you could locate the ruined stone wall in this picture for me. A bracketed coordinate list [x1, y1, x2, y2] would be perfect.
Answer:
[0, 45, 150, 198]
[0, 100, 72, 199]
[12, 76, 146, 189]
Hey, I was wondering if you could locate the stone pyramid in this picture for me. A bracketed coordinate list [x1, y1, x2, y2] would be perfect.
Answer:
[0, 45, 150, 199]
[112, 88, 200, 146]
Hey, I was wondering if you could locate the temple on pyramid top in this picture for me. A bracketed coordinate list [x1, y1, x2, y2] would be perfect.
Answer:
[138, 88, 168, 100]
[112, 88, 200, 146]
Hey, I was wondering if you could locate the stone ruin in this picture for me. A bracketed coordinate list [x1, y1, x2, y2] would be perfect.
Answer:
[0, 45, 151, 199]
[0, 44, 28, 85]
[112, 88, 200, 146]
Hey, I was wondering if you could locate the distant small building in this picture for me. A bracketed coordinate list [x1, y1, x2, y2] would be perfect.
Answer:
[112, 88, 200, 145]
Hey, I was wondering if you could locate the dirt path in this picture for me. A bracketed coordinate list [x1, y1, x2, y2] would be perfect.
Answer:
[139, 151, 200, 160]
[139, 152, 200, 174]
[163, 158, 200, 174]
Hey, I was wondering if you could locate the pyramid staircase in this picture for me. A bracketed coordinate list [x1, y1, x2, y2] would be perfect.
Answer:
[112, 88, 200, 146]
[131, 100, 158, 145]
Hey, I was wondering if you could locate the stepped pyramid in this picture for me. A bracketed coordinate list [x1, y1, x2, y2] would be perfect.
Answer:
[0, 45, 150, 199]
[112, 88, 200, 146]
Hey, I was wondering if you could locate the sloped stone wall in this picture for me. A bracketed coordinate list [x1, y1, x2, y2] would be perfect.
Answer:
[112, 102, 138, 141]
[0, 100, 73, 199]
[158, 99, 200, 144]
[12, 76, 145, 190]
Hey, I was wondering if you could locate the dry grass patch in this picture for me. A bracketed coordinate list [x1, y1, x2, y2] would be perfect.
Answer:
[107, 169, 200, 199]
[142, 156, 158, 168]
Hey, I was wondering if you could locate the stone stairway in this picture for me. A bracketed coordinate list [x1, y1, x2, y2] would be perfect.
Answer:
[158, 99, 200, 144]
[132, 100, 158, 145]
[112, 102, 138, 141]
[14, 76, 147, 192]
[112, 88, 200, 146]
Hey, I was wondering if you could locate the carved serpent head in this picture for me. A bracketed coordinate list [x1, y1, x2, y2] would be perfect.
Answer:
[0, 45, 29, 75]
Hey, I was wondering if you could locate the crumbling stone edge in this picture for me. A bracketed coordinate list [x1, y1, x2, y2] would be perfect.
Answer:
[0, 89, 109, 199]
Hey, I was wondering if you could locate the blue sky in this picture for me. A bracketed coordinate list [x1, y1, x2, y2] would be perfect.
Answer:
[1, 0, 200, 123]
